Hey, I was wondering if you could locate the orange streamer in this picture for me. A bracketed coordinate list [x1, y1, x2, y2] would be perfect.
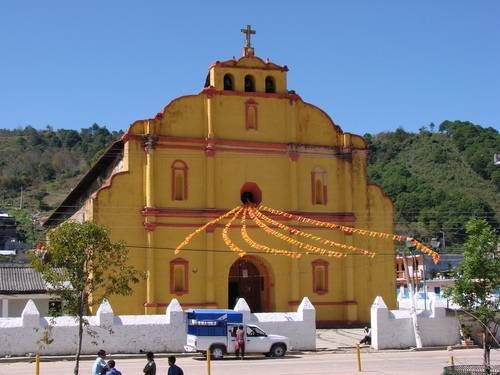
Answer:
[252, 207, 375, 256]
[240, 207, 302, 259]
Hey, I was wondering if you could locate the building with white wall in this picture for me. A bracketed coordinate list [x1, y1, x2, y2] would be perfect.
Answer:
[0, 265, 59, 317]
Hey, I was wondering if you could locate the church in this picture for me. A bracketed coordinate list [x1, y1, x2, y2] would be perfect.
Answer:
[45, 27, 396, 325]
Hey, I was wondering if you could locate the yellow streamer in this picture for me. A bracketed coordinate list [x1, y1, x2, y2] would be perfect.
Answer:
[174, 205, 240, 254]
[240, 207, 302, 259]
[221, 207, 246, 257]
[248, 207, 346, 258]
[253, 207, 375, 257]
[259, 204, 440, 263]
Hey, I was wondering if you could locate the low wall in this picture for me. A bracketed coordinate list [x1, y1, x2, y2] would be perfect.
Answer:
[371, 295, 460, 349]
[0, 297, 315, 356]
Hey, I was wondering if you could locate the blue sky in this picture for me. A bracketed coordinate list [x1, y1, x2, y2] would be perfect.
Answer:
[1, 1, 499, 135]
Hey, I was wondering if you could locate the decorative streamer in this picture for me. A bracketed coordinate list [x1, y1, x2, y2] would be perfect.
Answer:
[259, 205, 440, 263]
[174, 205, 240, 254]
[240, 207, 302, 259]
[252, 207, 375, 256]
[221, 207, 246, 257]
[248, 207, 346, 258]
[173, 203, 440, 264]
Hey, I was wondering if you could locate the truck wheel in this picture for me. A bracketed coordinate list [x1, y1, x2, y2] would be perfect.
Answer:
[210, 345, 225, 360]
[270, 343, 286, 358]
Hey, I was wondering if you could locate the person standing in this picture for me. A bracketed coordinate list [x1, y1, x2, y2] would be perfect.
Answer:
[92, 350, 107, 375]
[105, 360, 122, 375]
[168, 356, 184, 375]
[235, 325, 245, 359]
[143, 352, 156, 375]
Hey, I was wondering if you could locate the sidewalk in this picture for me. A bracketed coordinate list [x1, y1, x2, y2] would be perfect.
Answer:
[316, 328, 366, 351]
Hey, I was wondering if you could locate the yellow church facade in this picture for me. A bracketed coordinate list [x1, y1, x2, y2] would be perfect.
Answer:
[46, 38, 396, 325]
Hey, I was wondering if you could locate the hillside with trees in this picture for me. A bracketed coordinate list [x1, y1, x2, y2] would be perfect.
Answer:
[0, 120, 498, 252]
[366, 120, 499, 252]
[0, 124, 122, 242]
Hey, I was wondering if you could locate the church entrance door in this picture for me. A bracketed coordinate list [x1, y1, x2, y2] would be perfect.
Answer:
[228, 257, 268, 312]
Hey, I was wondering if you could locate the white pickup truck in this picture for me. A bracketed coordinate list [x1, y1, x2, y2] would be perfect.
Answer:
[185, 323, 290, 359]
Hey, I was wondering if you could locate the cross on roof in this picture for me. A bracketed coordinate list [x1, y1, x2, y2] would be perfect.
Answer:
[241, 25, 256, 48]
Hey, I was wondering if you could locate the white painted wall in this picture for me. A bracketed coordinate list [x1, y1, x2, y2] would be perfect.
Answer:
[371, 295, 461, 349]
[0, 297, 315, 356]
[234, 297, 316, 351]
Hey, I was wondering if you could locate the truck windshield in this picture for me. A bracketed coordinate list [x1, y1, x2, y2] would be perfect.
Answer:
[247, 326, 267, 337]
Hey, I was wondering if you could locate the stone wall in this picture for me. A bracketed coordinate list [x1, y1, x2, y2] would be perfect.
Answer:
[0, 297, 315, 357]
[371, 295, 460, 349]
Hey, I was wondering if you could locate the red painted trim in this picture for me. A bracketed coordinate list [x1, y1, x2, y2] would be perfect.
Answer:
[210, 56, 288, 72]
[141, 222, 354, 232]
[231, 255, 272, 311]
[312, 259, 329, 295]
[245, 99, 258, 130]
[240, 182, 262, 205]
[92, 171, 128, 199]
[141, 207, 356, 222]
[202, 87, 299, 101]
[288, 300, 357, 306]
[158, 144, 205, 151]
[144, 302, 217, 308]
[170, 258, 189, 295]
[311, 169, 327, 205]
[300, 100, 342, 133]
[171, 160, 188, 201]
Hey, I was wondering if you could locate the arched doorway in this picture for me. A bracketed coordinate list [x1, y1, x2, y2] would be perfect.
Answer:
[228, 257, 269, 312]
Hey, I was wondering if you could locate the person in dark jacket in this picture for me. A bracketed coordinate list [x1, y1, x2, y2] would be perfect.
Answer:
[105, 360, 122, 375]
[143, 352, 156, 375]
[168, 356, 183, 375]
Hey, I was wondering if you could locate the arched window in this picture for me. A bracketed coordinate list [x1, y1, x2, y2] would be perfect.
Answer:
[171, 160, 188, 201]
[312, 259, 329, 294]
[244, 75, 255, 92]
[204, 73, 210, 88]
[170, 258, 189, 295]
[223, 74, 234, 91]
[311, 167, 327, 205]
[265, 76, 276, 93]
[245, 99, 258, 130]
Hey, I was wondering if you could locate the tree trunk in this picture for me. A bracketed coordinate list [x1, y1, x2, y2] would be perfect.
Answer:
[402, 254, 423, 348]
[73, 290, 85, 375]
[483, 331, 491, 370]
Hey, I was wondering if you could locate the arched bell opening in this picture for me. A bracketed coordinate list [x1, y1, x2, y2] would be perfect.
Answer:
[240, 182, 262, 205]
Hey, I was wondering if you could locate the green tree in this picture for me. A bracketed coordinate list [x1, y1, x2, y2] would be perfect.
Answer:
[31, 221, 143, 375]
[444, 218, 499, 368]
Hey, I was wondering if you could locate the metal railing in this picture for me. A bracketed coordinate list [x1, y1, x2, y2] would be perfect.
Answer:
[442, 365, 500, 375]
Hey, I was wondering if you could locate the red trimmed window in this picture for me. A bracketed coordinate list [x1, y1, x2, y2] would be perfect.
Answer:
[245, 99, 258, 130]
[312, 259, 329, 294]
[170, 258, 189, 295]
[171, 160, 188, 201]
[311, 167, 327, 205]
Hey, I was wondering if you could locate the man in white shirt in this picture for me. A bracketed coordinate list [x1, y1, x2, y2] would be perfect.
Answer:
[92, 349, 107, 375]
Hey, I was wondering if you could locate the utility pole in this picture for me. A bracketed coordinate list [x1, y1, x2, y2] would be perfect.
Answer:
[439, 231, 446, 250]
[401, 252, 423, 348]
[19, 186, 23, 209]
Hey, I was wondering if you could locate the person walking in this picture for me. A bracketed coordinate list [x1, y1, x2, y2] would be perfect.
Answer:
[235, 325, 245, 359]
[167, 356, 183, 375]
[105, 360, 122, 375]
[143, 351, 156, 375]
[92, 349, 107, 375]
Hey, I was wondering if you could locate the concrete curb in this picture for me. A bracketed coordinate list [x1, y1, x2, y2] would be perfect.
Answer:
[0, 345, 478, 364]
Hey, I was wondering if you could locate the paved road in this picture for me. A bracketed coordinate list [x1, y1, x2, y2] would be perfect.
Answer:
[1, 349, 498, 375]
